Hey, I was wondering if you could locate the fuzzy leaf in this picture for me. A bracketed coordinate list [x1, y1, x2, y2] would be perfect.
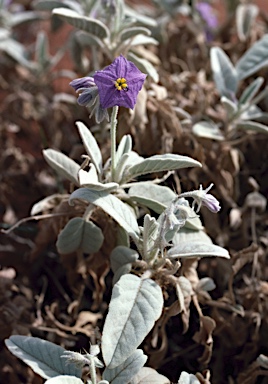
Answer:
[178, 371, 200, 384]
[103, 349, 147, 383]
[102, 274, 163, 368]
[239, 77, 264, 105]
[5, 336, 81, 380]
[119, 26, 151, 42]
[53, 8, 109, 39]
[236, 34, 268, 80]
[10, 11, 44, 27]
[43, 149, 80, 185]
[69, 188, 139, 237]
[122, 154, 201, 183]
[110, 246, 139, 274]
[56, 217, 104, 254]
[236, 4, 259, 42]
[193, 121, 225, 141]
[76, 121, 102, 174]
[210, 47, 238, 98]
[168, 241, 230, 259]
[235, 120, 268, 134]
[78, 168, 118, 192]
[115, 135, 132, 166]
[45, 377, 83, 384]
[33, 0, 83, 13]
[128, 184, 176, 214]
[130, 367, 170, 383]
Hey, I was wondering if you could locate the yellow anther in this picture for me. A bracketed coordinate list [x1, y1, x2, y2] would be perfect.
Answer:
[115, 77, 128, 91]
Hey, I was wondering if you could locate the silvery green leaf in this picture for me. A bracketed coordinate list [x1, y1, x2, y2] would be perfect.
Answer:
[110, 246, 139, 274]
[45, 377, 83, 384]
[43, 149, 80, 185]
[178, 371, 200, 384]
[196, 277, 216, 292]
[173, 227, 212, 245]
[76, 121, 102, 174]
[0, 28, 9, 40]
[112, 264, 132, 285]
[10, 11, 44, 27]
[122, 154, 201, 183]
[128, 184, 176, 214]
[221, 96, 238, 119]
[35, 31, 50, 69]
[127, 52, 159, 82]
[5, 336, 82, 380]
[236, 4, 258, 42]
[129, 35, 158, 46]
[239, 77, 264, 106]
[236, 34, 268, 80]
[130, 367, 170, 384]
[31, 194, 68, 216]
[0, 38, 35, 69]
[210, 47, 238, 98]
[74, 30, 105, 50]
[257, 354, 268, 369]
[78, 169, 118, 192]
[53, 8, 109, 39]
[103, 349, 147, 384]
[114, 153, 132, 184]
[119, 26, 151, 42]
[142, 214, 160, 258]
[102, 274, 163, 368]
[33, 0, 83, 13]
[168, 241, 230, 259]
[69, 188, 139, 237]
[192, 121, 225, 141]
[124, 5, 157, 27]
[56, 217, 104, 254]
[235, 120, 268, 134]
[115, 134, 132, 166]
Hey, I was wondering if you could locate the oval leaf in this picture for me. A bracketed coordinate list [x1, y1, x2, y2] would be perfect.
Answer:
[235, 120, 268, 134]
[103, 349, 147, 384]
[45, 376, 83, 384]
[119, 27, 151, 42]
[236, 4, 258, 42]
[129, 184, 176, 214]
[53, 8, 109, 39]
[210, 47, 238, 98]
[122, 154, 201, 183]
[69, 188, 139, 236]
[43, 149, 80, 185]
[168, 241, 230, 259]
[56, 217, 104, 254]
[102, 274, 163, 368]
[192, 121, 225, 141]
[76, 121, 102, 174]
[239, 77, 264, 105]
[5, 336, 81, 380]
[110, 245, 139, 274]
[131, 367, 170, 384]
[236, 34, 268, 80]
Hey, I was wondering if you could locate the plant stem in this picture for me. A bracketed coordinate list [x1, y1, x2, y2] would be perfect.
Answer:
[110, 105, 119, 181]
[89, 355, 97, 384]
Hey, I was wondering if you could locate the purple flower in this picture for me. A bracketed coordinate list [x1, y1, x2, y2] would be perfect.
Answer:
[70, 77, 109, 123]
[196, 2, 218, 42]
[179, 184, 221, 213]
[93, 55, 147, 109]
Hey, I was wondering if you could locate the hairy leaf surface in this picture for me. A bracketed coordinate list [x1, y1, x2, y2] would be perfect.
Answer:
[5, 336, 81, 380]
[102, 274, 163, 368]
[56, 217, 104, 254]
[103, 349, 147, 383]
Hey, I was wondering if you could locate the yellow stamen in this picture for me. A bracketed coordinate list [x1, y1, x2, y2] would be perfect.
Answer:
[115, 77, 128, 91]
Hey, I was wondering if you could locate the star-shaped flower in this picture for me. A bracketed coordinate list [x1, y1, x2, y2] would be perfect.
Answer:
[93, 55, 147, 109]
[179, 184, 221, 213]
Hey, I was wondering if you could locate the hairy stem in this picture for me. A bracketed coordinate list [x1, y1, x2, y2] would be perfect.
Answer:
[110, 105, 119, 181]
